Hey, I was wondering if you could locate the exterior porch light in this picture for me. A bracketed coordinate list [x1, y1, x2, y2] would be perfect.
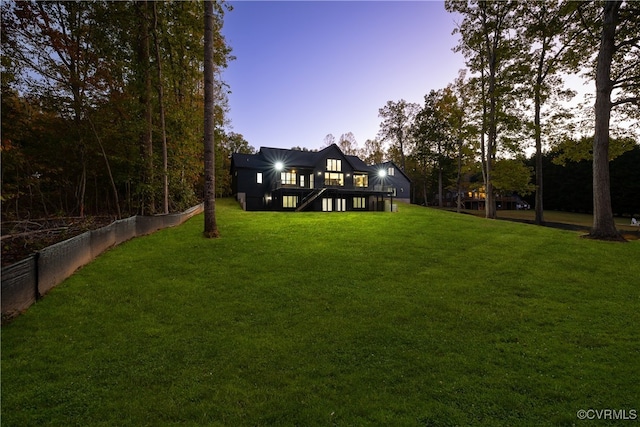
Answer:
[274, 161, 284, 171]
[378, 169, 387, 177]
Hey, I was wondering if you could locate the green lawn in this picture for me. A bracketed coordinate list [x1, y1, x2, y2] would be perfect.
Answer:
[445, 208, 640, 240]
[2, 199, 639, 426]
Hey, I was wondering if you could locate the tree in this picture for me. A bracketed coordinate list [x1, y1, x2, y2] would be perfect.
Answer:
[411, 86, 466, 208]
[446, 0, 522, 219]
[492, 158, 534, 196]
[135, 0, 155, 215]
[337, 132, 358, 155]
[588, 0, 639, 240]
[203, 0, 219, 238]
[519, 1, 585, 225]
[451, 71, 477, 213]
[153, 1, 169, 214]
[322, 133, 336, 148]
[413, 90, 446, 207]
[377, 99, 418, 172]
[552, 134, 636, 165]
[2, 1, 233, 220]
[6, 1, 113, 217]
[359, 139, 385, 165]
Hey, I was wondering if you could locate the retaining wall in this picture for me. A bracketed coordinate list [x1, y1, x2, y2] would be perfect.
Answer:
[1, 204, 203, 323]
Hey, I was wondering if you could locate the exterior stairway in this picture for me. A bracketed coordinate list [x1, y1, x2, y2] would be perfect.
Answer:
[295, 188, 327, 212]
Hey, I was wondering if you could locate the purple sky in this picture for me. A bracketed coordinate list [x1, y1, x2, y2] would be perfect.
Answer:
[222, 1, 464, 151]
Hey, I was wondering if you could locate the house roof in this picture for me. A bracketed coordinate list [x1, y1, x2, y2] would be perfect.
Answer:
[231, 144, 410, 182]
[231, 152, 270, 169]
[234, 144, 364, 171]
[259, 147, 318, 168]
[345, 155, 371, 172]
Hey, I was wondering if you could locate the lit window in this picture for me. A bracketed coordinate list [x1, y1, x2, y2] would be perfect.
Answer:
[283, 196, 298, 208]
[322, 198, 333, 212]
[354, 174, 368, 187]
[326, 159, 342, 171]
[309, 174, 314, 189]
[353, 197, 366, 209]
[281, 171, 297, 185]
[324, 172, 344, 186]
[300, 175, 305, 188]
[256, 172, 263, 184]
[388, 167, 395, 176]
[335, 198, 347, 211]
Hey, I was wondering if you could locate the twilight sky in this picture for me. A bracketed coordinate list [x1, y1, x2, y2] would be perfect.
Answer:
[221, 1, 464, 151]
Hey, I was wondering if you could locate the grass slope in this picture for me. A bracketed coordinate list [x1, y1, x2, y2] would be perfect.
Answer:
[2, 199, 639, 426]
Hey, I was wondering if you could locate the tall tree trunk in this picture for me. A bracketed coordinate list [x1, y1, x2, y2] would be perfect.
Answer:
[88, 118, 121, 219]
[485, 60, 497, 219]
[590, 1, 623, 240]
[534, 82, 544, 225]
[72, 77, 86, 218]
[456, 139, 463, 213]
[478, 43, 489, 216]
[422, 182, 428, 207]
[153, 2, 169, 214]
[438, 161, 443, 208]
[203, 1, 219, 238]
[533, 28, 548, 226]
[137, 0, 154, 215]
[399, 132, 406, 172]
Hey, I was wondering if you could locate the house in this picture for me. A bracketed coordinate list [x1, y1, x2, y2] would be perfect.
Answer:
[440, 189, 530, 210]
[230, 144, 411, 211]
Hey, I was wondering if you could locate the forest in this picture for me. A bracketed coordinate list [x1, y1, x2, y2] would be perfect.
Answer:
[1, 1, 639, 242]
[362, 1, 639, 239]
[2, 1, 251, 222]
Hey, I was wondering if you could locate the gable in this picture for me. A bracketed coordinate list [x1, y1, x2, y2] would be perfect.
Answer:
[378, 161, 412, 183]
[314, 144, 363, 173]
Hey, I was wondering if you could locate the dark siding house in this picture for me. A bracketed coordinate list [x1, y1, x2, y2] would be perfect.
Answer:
[231, 144, 411, 211]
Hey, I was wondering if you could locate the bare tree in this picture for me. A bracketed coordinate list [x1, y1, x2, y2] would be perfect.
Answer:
[337, 132, 359, 155]
[322, 133, 336, 148]
[378, 99, 418, 172]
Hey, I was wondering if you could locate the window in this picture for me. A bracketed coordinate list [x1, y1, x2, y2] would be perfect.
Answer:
[322, 198, 333, 211]
[300, 175, 305, 188]
[281, 171, 297, 185]
[283, 196, 298, 208]
[388, 167, 395, 176]
[335, 198, 347, 211]
[256, 172, 263, 184]
[309, 174, 314, 189]
[353, 197, 366, 209]
[326, 159, 342, 171]
[324, 172, 344, 186]
[354, 173, 368, 187]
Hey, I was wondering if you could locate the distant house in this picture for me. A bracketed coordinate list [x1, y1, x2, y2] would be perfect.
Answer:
[230, 144, 411, 211]
[439, 189, 530, 210]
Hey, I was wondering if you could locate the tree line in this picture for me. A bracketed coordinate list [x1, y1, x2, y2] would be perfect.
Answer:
[363, 0, 637, 240]
[2, 1, 251, 221]
[2, 1, 638, 241]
